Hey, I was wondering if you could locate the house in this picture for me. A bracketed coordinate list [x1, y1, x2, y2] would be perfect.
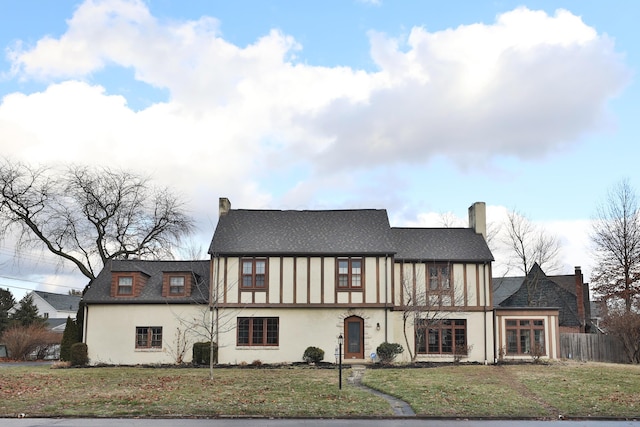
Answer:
[26, 290, 81, 332]
[492, 264, 592, 360]
[25, 290, 80, 320]
[83, 198, 563, 365]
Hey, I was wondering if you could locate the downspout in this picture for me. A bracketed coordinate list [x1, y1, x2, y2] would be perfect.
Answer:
[209, 253, 219, 380]
[384, 254, 389, 342]
[483, 262, 488, 365]
[82, 303, 88, 343]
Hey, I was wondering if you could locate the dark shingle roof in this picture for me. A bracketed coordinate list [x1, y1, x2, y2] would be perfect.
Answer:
[492, 276, 525, 306]
[34, 290, 80, 312]
[391, 228, 494, 262]
[498, 264, 580, 327]
[209, 209, 396, 255]
[83, 260, 210, 304]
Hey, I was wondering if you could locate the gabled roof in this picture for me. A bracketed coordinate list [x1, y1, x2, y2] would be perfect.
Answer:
[209, 209, 396, 256]
[83, 259, 210, 304]
[33, 290, 80, 313]
[498, 263, 580, 327]
[391, 227, 494, 262]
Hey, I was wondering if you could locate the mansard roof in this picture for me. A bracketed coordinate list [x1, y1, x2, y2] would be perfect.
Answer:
[209, 209, 396, 256]
[83, 259, 210, 304]
[391, 227, 494, 262]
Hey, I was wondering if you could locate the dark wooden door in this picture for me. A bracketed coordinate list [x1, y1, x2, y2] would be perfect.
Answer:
[344, 316, 364, 359]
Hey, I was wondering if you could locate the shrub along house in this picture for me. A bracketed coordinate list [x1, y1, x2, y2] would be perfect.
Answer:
[82, 198, 559, 365]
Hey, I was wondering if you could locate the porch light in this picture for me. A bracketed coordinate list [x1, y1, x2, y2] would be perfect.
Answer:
[376, 322, 380, 331]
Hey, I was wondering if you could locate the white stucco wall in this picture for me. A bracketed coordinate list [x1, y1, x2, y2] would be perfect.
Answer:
[216, 307, 389, 364]
[85, 304, 210, 365]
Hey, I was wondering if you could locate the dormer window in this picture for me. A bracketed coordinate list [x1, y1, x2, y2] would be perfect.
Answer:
[117, 276, 134, 295]
[169, 276, 185, 295]
[161, 272, 191, 297]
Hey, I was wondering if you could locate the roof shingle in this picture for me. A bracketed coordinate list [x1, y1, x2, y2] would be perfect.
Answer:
[209, 209, 396, 255]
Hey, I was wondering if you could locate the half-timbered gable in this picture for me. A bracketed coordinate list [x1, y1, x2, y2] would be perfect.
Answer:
[209, 208, 396, 307]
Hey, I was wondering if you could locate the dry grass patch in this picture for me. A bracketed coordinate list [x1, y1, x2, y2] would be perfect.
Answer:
[364, 362, 640, 419]
[511, 362, 640, 418]
[0, 366, 392, 418]
[364, 365, 548, 417]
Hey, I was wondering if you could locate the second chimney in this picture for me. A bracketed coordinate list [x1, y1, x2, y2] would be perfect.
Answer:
[219, 197, 231, 217]
[468, 202, 487, 239]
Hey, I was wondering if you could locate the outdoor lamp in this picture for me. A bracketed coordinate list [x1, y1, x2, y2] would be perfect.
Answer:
[338, 333, 343, 390]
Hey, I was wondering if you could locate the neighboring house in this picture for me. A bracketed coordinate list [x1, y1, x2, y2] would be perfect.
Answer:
[83, 199, 497, 365]
[29, 290, 80, 320]
[492, 264, 592, 360]
[23, 290, 81, 332]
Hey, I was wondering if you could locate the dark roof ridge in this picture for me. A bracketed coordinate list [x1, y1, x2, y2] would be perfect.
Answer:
[230, 208, 386, 213]
[110, 259, 208, 263]
[391, 226, 470, 230]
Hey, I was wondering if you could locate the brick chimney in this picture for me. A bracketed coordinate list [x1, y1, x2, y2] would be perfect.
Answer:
[219, 197, 231, 217]
[468, 202, 487, 239]
[574, 266, 586, 332]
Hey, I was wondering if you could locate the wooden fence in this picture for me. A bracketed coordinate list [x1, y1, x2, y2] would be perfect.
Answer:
[559, 333, 628, 364]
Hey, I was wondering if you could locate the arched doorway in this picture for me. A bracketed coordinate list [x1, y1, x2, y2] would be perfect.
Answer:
[344, 316, 364, 359]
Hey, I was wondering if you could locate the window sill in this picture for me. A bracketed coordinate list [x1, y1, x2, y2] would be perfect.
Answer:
[135, 348, 163, 352]
[235, 346, 279, 350]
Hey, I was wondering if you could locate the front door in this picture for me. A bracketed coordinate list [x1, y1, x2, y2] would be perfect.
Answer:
[344, 316, 364, 359]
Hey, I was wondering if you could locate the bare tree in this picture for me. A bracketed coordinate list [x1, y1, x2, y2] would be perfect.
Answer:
[0, 159, 195, 281]
[399, 262, 467, 362]
[502, 209, 562, 275]
[590, 179, 640, 313]
[601, 309, 640, 363]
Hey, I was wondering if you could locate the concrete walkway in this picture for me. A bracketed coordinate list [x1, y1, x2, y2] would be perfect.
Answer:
[348, 365, 416, 417]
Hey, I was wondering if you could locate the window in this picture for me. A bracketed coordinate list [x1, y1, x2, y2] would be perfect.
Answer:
[428, 264, 450, 290]
[237, 317, 279, 346]
[241, 259, 267, 289]
[337, 258, 363, 290]
[117, 276, 133, 295]
[136, 327, 162, 349]
[416, 319, 466, 355]
[506, 319, 545, 355]
[169, 276, 185, 295]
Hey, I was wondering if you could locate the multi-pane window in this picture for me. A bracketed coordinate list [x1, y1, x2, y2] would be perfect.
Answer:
[416, 319, 466, 355]
[237, 317, 279, 346]
[506, 319, 545, 355]
[117, 276, 133, 295]
[428, 264, 450, 290]
[136, 327, 162, 349]
[337, 258, 362, 290]
[169, 276, 185, 295]
[241, 259, 267, 289]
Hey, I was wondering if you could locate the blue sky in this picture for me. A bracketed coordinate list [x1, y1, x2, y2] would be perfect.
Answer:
[0, 0, 638, 299]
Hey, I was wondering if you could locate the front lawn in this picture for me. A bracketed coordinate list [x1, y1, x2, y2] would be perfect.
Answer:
[1, 362, 639, 418]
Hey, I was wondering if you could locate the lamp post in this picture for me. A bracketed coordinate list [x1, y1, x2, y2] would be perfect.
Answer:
[338, 333, 343, 390]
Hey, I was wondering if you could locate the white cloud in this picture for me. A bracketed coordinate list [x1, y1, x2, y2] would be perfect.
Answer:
[310, 7, 629, 172]
[0, 1, 627, 285]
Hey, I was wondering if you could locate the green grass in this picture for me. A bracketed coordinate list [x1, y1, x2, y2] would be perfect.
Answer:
[1, 362, 640, 418]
